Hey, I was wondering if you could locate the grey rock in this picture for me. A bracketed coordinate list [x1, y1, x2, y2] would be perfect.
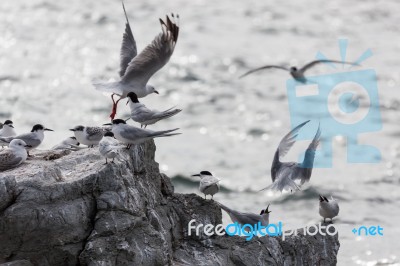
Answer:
[0, 141, 339, 266]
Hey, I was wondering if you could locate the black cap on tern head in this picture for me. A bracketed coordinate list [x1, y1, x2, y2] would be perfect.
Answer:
[265, 204, 271, 214]
[319, 195, 329, 202]
[127, 92, 140, 103]
[31, 124, 53, 132]
[104, 131, 114, 137]
[200, 171, 212, 176]
[4, 120, 13, 125]
[70, 137, 77, 140]
[112, 119, 127, 125]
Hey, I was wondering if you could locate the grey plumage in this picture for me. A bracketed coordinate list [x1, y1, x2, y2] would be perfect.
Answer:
[0, 139, 29, 171]
[319, 195, 339, 223]
[0, 124, 53, 151]
[192, 171, 220, 199]
[262, 120, 321, 192]
[217, 202, 271, 228]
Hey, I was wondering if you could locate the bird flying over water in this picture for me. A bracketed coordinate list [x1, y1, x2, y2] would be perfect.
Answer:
[240, 60, 357, 82]
[261, 120, 321, 192]
[93, 2, 180, 120]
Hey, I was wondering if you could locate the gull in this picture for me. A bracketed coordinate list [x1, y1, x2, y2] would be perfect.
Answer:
[127, 92, 182, 128]
[52, 136, 81, 151]
[0, 139, 31, 171]
[93, 2, 180, 119]
[99, 131, 122, 164]
[0, 120, 17, 147]
[319, 195, 339, 223]
[217, 202, 271, 229]
[104, 119, 180, 149]
[69, 126, 104, 148]
[240, 60, 357, 82]
[191, 171, 220, 199]
[261, 120, 321, 192]
[0, 124, 53, 156]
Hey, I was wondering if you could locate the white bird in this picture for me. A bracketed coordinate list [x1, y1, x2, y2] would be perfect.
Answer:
[99, 131, 122, 164]
[0, 120, 17, 147]
[240, 60, 358, 82]
[319, 195, 339, 223]
[0, 139, 30, 171]
[104, 119, 180, 149]
[93, 2, 180, 119]
[192, 171, 221, 199]
[261, 120, 321, 192]
[69, 126, 104, 148]
[52, 136, 81, 151]
[127, 92, 182, 128]
[217, 202, 271, 229]
[0, 124, 53, 156]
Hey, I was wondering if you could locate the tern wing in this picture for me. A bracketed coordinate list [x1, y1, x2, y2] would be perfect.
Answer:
[239, 65, 289, 79]
[299, 60, 358, 74]
[202, 176, 220, 188]
[0, 151, 23, 171]
[86, 127, 104, 141]
[121, 14, 179, 87]
[277, 120, 310, 159]
[119, 2, 138, 77]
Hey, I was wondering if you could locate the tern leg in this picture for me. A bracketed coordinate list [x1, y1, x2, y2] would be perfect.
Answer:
[324, 218, 326, 223]
[103, 158, 108, 165]
[110, 94, 122, 120]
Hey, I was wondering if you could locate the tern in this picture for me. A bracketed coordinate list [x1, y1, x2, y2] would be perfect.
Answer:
[319, 195, 339, 223]
[0, 139, 31, 171]
[192, 171, 220, 199]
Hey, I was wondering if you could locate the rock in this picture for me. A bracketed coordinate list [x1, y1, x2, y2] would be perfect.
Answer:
[0, 141, 339, 265]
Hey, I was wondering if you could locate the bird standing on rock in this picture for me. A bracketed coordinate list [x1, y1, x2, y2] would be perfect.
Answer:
[99, 131, 122, 164]
[319, 195, 339, 223]
[192, 171, 221, 199]
[93, 2, 180, 120]
[217, 202, 271, 229]
[0, 120, 17, 147]
[0, 139, 31, 171]
[70, 125, 104, 148]
[127, 92, 182, 128]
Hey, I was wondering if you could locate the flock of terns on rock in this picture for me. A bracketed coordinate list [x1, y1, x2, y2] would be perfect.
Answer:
[0, 2, 339, 234]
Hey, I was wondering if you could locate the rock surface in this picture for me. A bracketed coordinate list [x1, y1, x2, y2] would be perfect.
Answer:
[0, 141, 339, 265]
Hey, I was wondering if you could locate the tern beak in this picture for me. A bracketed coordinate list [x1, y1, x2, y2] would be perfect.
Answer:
[191, 174, 200, 177]
[126, 99, 130, 105]
[69, 129, 76, 132]
[25, 145, 32, 148]
[103, 123, 112, 126]
[125, 118, 130, 122]
[45, 128, 54, 131]
[319, 195, 324, 202]
[266, 204, 271, 213]
[154, 90, 159, 94]
[9, 125, 14, 128]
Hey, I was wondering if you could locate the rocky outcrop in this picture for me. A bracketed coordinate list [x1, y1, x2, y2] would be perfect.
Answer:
[0, 141, 339, 265]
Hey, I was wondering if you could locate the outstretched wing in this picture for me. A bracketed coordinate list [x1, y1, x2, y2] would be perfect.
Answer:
[300, 60, 358, 74]
[302, 123, 321, 169]
[119, 2, 137, 77]
[239, 65, 289, 79]
[121, 14, 179, 86]
[277, 120, 310, 159]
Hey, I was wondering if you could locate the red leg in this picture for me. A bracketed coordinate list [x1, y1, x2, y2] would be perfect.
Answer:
[110, 94, 122, 120]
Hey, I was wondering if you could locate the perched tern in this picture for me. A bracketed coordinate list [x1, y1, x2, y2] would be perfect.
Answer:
[94, 2, 180, 119]
[69, 126, 104, 148]
[261, 120, 321, 192]
[127, 92, 182, 128]
[0, 124, 53, 155]
[0, 120, 17, 147]
[99, 131, 122, 164]
[218, 202, 271, 229]
[104, 119, 180, 149]
[319, 195, 339, 223]
[240, 60, 357, 82]
[0, 139, 31, 171]
[192, 171, 220, 199]
[52, 136, 81, 151]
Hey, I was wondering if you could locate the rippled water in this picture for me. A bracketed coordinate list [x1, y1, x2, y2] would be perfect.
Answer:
[1, 0, 400, 264]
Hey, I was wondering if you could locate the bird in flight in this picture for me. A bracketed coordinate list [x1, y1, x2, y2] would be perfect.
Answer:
[94, 2, 180, 119]
[240, 59, 357, 82]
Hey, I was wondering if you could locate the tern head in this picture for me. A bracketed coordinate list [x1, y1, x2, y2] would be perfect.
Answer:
[103, 119, 127, 126]
[192, 171, 213, 178]
[3, 120, 14, 128]
[69, 136, 80, 146]
[146, 85, 159, 95]
[104, 131, 115, 138]
[9, 139, 31, 149]
[260, 204, 272, 215]
[290, 66, 297, 73]
[319, 195, 329, 202]
[70, 125, 85, 132]
[31, 124, 53, 132]
[127, 92, 140, 104]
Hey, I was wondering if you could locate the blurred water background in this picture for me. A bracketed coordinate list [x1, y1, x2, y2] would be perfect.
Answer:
[1, 0, 400, 264]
